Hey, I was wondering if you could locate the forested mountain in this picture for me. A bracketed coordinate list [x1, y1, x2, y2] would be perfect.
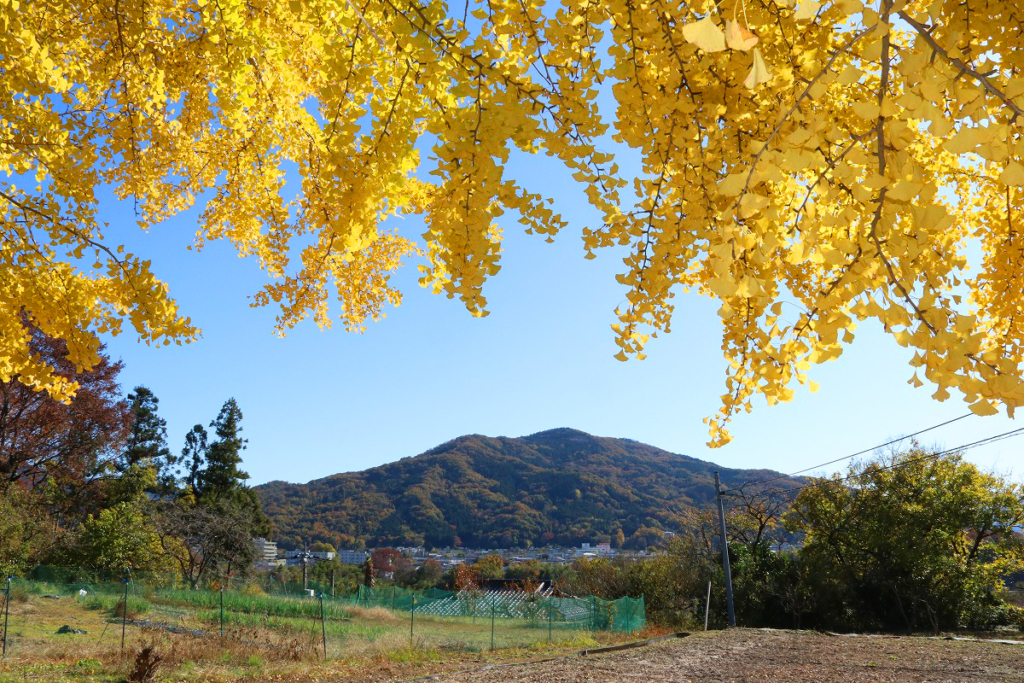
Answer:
[256, 428, 801, 551]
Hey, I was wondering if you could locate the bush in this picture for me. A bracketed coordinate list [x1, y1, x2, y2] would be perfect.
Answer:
[562, 538, 714, 628]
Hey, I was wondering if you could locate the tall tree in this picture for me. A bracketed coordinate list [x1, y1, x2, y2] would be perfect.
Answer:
[198, 399, 249, 500]
[8, 1, 1024, 446]
[196, 398, 270, 538]
[179, 424, 209, 495]
[123, 386, 176, 494]
[154, 501, 259, 588]
[0, 325, 131, 513]
[786, 447, 1024, 632]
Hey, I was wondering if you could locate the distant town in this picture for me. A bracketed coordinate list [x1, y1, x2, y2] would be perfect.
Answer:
[252, 538, 654, 571]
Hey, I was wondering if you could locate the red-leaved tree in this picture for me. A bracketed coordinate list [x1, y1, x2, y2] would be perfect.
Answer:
[0, 325, 131, 515]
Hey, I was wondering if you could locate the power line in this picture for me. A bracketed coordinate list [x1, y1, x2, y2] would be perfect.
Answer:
[766, 425, 1024, 499]
[731, 412, 973, 491]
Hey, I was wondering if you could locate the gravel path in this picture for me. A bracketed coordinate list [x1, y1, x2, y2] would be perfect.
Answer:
[435, 629, 1024, 683]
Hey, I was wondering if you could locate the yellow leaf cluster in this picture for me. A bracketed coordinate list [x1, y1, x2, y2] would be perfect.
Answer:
[3, 0, 1024, 446]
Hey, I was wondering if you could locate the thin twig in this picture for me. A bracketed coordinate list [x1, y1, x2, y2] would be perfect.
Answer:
[899, 12, 1024, 121]
[732, 25, 875, 207]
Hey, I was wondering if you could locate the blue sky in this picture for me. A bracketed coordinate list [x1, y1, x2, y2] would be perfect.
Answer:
[94, 147, 1022, 487]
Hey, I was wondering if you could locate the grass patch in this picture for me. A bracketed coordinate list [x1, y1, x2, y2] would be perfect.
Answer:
[82, 592, 151, 618]
[347, 605, 404, 623]
[383, 645, 445, 664]
[196, 608, 392, 641]
[0, 582, 630, 683]
[152, 588, 353, 621]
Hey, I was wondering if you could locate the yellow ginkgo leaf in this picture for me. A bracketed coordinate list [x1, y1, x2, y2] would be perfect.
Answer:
[725, 20, 758, 51]
[794, 0, 821, 20]
[744, 48, 772, 90]
[682, 16, 727, 53]
[969, 399, 998, 416]
[998, 162, 1024, 187]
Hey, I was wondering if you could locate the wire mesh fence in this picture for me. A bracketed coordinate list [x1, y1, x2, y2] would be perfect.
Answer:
[1, 567, 645, 661]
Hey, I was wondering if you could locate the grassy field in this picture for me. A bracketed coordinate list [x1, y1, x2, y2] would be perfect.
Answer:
[4, 588, 1023, 683]
[8, 585, 1018, 682]
[0, 584, 629, 682]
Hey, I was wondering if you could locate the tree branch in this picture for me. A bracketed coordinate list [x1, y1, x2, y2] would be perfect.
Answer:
[899, 12, 1024, 121]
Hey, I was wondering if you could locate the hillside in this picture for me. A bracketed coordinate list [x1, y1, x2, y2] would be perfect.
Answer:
[256, 428, 801, 550]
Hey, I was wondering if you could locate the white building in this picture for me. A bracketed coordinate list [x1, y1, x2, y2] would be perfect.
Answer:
[337, 549, 367, 565]
[253, 538, 280, 568]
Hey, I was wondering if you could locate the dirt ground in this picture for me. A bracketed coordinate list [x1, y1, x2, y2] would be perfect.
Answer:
[435, 629, 1024, 683]
[3, 592, 1023, 683]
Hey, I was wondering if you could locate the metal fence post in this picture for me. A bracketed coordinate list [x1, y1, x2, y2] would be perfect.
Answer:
[409, 594, 416, 646]
[704, 580, 712, 631]
[2, 576, 11, 660]
[547, 600, 553, 642]
[121, 575, 129, 653]
[319, 593, 327, 659]
[490, 595, 496, 651]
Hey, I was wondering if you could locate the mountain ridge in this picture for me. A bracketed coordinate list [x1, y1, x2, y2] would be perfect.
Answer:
[255, 428, 801, 551]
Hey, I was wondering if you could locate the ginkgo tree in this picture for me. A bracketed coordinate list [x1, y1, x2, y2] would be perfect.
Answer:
[4, 0, 1024, 445]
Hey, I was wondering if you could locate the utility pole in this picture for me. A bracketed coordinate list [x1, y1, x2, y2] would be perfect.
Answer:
[301, 544, 309, 592]
[714, 471, 736, 627]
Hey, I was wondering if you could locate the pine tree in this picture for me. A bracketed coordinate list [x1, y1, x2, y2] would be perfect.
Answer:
[197, 398, 248, 499]
[195, 398, 271, 540]
[123, 386, 174, 492]
[180, 424, 208, 495]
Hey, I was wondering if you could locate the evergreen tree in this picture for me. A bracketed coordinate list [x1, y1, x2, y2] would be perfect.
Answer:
[198, 398, 248, 499]
[195, 398, 271, 541]
[180, 424, 209, 495]
[123, 386, 175, 492]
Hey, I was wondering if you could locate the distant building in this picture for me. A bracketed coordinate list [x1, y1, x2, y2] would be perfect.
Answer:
[574, 542, 614, 558]
[253, 538, 279, 568]
[337, 549, 367, 565]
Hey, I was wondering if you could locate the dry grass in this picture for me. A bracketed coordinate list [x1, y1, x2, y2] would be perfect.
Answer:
[0, 590, 629, 683]
[346, 606, 405, 624]
[8, 595, 1020, 683]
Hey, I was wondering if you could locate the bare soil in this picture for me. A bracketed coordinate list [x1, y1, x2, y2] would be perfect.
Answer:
[438, 629, 1024, 683]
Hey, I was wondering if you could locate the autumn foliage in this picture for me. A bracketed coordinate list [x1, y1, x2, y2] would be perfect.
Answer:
[0, 326, 130, 499]
[5, 0, 1024, 442]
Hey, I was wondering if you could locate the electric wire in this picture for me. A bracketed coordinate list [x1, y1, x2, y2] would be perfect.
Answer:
[728, 412, 974, 491]
[761, 425, 1024, 499]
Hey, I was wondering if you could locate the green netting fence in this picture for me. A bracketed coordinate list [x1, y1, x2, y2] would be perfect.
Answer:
[348, 585, 645, 632]
[17, 566, 646, 634]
